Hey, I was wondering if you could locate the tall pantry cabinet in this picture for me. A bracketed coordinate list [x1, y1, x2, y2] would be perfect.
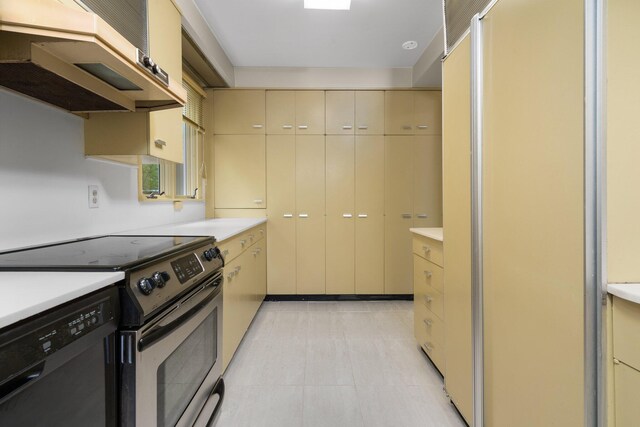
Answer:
[209, 89, 441, 295]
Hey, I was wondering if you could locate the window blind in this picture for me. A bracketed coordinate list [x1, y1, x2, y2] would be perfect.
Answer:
[443, 0, 492, 54]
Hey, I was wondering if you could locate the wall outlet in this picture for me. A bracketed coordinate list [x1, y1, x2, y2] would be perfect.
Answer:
[88, 185, 99, 208]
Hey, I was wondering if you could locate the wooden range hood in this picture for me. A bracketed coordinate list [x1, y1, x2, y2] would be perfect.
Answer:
[0, 0, 186, 112]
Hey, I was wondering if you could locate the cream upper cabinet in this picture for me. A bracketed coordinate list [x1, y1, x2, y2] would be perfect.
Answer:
[326, 91, 355, 135]
[266, 91, 295, 134]
[214, 135, 266, 208]
[385, 91, 414, 135]
[84, 0, 183, 163]
[413, 136, 443, 228]
[414, 91, 442, 135]
[295, 91, 325, 134]
[213, 90, 266, 134]
[355, 91, 384, 135]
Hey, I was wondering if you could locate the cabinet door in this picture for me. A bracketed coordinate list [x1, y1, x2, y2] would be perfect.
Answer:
[266, 91, 295, 134]
[413, 136, 442, 228]
[214, 135, 266, 208]
[149, 108, 183, 163]
[213, 90, 266, 134]
[414, 91, 442, 135]
[355, 136, 384, 294]
[326, 136, 355, 294]
[355, 91, 384, 135]
[295, 91, 325, 134]
[615, 361, 640, 427]
[148, 0, 182, 80]
[296, 135, 325, 293]
[384, 136, 414, 294]
[326, 91, 355, 135]
[385, 91, 414, 135]
[266, 135, 296, 294]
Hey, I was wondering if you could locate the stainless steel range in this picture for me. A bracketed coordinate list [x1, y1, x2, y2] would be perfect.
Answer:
[0, 235, 226, 427]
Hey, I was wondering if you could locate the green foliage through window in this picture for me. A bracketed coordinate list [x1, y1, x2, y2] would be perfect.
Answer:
[142, 163, 160, 194]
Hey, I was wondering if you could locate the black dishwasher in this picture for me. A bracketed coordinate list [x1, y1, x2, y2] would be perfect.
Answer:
[0, 286, 119, 427]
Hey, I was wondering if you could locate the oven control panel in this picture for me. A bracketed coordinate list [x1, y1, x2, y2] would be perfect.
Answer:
[171, 253, 204, 284]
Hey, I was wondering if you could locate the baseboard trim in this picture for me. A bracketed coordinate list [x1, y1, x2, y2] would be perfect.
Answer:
[264, 294, 413, 301]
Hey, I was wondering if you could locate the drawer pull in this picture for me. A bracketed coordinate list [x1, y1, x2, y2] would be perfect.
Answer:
[423, 245, 431, 253]
[240, 239, 247, 246]
[249, 234, 255, 241]
[222, 249, 229, 256]
[298, 125, 308, 130]
[424, 270, 432, 278]
[342, 213, 353, 218]
[402, 213, 412, 219]
[253, 199, 264, 205]
[342, 125, 353, 130]
[227, 272, 235, 280]
[259, 229, 264, 234]
[283, 213, 293, 218]
[416, 214, 428, 219]
[235, 266, 241, 273]
[299, 213, 309, 218]
[423, 318, 433, 327]
[357, 214, 368, 218]
[154, 139, 167, 147]
[282, 124, 293, 129]
[358, 125, 368, 130]
[424, 342, 434, 352]
[252, 124, 264, 129]
[417, 125, 429, 129]
[424, 295, 433, 304]
[252, 249, 260, 256]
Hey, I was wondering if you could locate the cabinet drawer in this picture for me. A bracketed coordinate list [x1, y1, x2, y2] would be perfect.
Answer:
[413, 255, 443, 294]
[414, 301, 444, 348]
[415, 282, 444, 320]
[615, 361, 640, 427]
[613, 296, 640, 369]
[243, 226, 265, 246]
[412, 234, 443, 266]
[219, 226, 265, 263]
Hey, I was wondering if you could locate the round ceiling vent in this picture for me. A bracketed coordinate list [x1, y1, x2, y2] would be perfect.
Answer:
[402, 40, 418, 50]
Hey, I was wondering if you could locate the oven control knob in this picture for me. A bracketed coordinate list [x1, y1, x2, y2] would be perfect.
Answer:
[152, 272, 167, 288]
[203, 248, 215, 261]
[137, 277, 155, 295]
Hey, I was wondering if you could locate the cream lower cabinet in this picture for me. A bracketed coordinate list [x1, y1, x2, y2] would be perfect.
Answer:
[612, 295, 640, 426]
[412, 230, 444, 373]
[214, 135, 266, 209]
[219, 224, 266, 369]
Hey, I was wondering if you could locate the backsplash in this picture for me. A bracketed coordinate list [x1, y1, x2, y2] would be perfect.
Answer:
[0, 89, 205, 251]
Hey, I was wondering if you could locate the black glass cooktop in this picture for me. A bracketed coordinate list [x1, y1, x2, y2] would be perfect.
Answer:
[0, 235, 214, 271]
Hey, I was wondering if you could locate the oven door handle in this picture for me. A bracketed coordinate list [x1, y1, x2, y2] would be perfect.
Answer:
[137, 287, 218, 352]
[197, 378, 225, 427]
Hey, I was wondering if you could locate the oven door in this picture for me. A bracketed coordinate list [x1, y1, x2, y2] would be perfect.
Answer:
[120, 272, 224, 427]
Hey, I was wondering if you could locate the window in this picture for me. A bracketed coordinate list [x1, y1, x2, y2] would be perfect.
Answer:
[140, 71, 206, 201]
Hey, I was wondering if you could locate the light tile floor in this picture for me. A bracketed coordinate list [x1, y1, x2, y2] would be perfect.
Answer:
[217, 300, 466, 427]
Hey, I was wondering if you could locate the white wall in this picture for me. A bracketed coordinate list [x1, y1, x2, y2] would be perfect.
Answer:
[412, 27, 444, 88]
[0, 89, 205, 251]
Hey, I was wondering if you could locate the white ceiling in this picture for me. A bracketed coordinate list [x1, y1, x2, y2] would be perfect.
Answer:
[193, 0, 443, 68]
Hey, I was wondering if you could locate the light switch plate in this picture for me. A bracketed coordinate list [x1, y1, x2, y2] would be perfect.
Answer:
[88, 185, 99, 208]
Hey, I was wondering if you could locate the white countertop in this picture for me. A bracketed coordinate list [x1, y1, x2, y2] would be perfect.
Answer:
[116, 218, 267, 242]
[608, 283, 640, 305]
[410, 227, 443, 242]
[0, 271, 124, 330]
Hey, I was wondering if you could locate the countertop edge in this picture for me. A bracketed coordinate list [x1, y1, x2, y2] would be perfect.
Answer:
[608, 283, 640, 305]
[410, 227, 444, 242]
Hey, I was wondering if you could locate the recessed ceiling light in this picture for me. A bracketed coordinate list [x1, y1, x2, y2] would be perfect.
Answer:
[304, 0, 351, 10]
[402, 41, 418, 50]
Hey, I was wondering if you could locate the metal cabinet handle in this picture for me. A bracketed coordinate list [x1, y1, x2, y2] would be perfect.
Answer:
[253, 199, 264, 204]
[342, 125, 353, 130]
[282, 124, 293, 129]
[358, 125, 368, 130]
[416, 214, 428, 219]
[252, 124, 264, 129]
[417, 125, 429, 129]
[222, 249, 229, 256]
[424, 270, 432, 278]
[234, 266, 241, 273]
[423, 245, 431, 253]
[299, 213, 309, 218]
[240, 239, 247, 246]
[342, 213, 353, 218]
[424, 295, 433, 304]
[424, 342, 434, 352]
[283, 213, 293, 218]
[423, 318, 433, 327]
[402, 213, 412, 219]
[249, 234, 255, 241]
[259, 229, 264, 234]
[227, 272, 235, 280]
[154, 139, 167, 147]
[298, 125, 308, 130]
[357, 214, 368, 218]
[252, 249, 259, 256]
